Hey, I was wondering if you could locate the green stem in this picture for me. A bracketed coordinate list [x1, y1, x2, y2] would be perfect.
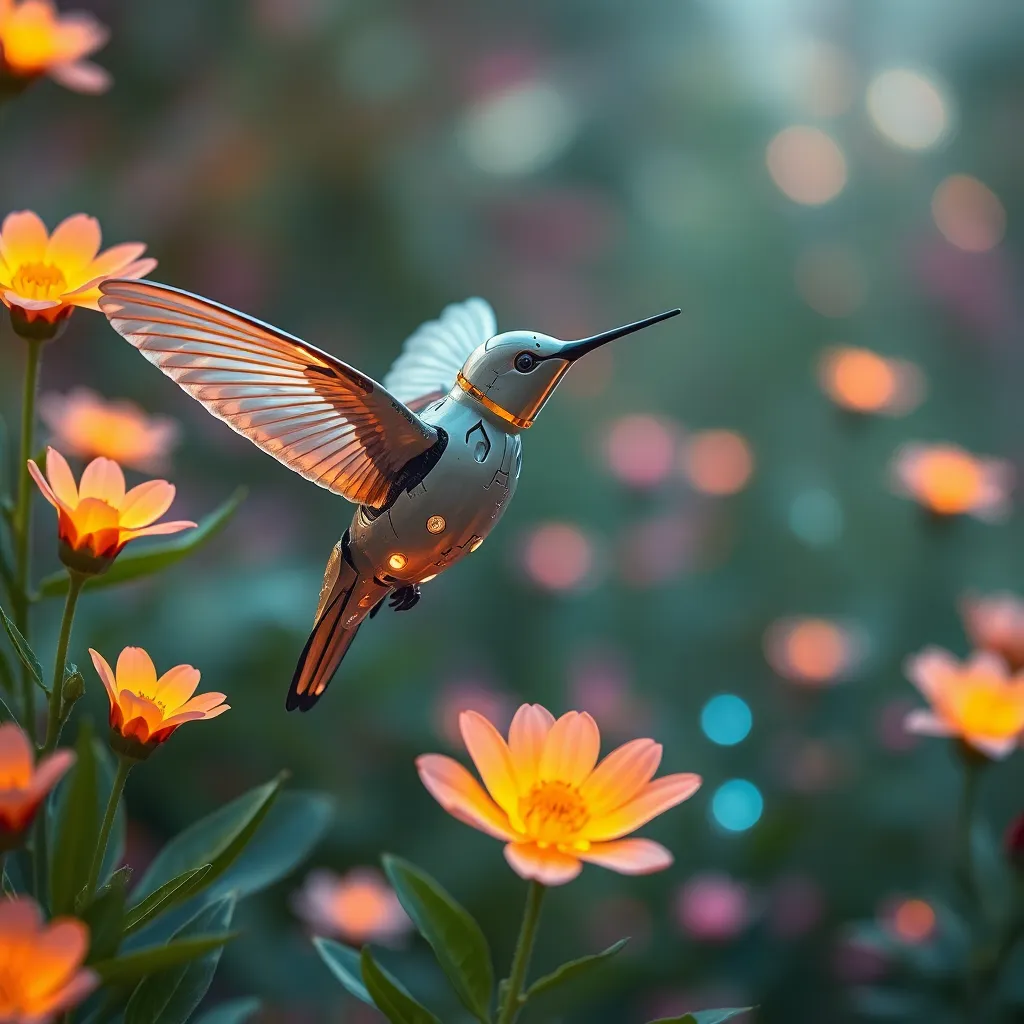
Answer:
[956, 749, 982, 908]
[497, 881, 546, 1024]
[13, 338, 42, 733]
[85, 756, 131, 898]
[41, 574, 84, 755]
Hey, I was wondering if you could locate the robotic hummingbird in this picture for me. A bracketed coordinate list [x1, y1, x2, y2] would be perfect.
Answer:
[98, 281, 678, 711]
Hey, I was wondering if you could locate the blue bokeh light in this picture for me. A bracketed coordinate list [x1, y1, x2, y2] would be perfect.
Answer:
[711, 779, 764, 832]
[700, 694, 753, 746]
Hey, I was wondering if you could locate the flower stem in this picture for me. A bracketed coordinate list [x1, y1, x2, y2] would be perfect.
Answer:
[955, 746, 983, 908]
[497, 881, 546, 1024]
[13, 338, 42, 733]
[85, 755, 131, 899]
[42, 574, 84, 756]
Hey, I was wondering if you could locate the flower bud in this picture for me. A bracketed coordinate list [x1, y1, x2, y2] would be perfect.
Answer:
[58, 540, 115, 577]
[62, 669, 85, 709]
[8, 305, 71, 343]
[1005, 814, 1024, 872]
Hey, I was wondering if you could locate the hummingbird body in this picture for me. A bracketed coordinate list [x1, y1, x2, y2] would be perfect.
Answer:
[98, 279, 678, 712]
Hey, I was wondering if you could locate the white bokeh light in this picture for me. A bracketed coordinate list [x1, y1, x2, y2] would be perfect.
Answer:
[867, 68, 952, 151]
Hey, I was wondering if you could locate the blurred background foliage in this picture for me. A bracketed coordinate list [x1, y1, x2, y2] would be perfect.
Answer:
[3, 0, 1024, 1020]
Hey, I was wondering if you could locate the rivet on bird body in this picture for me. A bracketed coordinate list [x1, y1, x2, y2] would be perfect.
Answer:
[388, 552, 408, 570]
[470, 538, 483, 552]
[426, 515, 446, 534]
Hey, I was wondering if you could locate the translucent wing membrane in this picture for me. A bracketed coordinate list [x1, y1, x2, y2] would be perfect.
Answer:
[383, 297, 496, 409]
[99, 280, 438, 509]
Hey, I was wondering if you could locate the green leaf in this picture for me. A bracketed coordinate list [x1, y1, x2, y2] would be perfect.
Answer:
[37, 488, 246, 599]
[648, 1009, 754, 1024]
[313, 938, 372, 1006]
[0, 603, 45, 692]
[360, 947, 442, 1024]
[132, 774, 284, 905]
[50, 722, 100, 915]
[193, 998, 261, 1024]
[204, 791, 333, 902]
[91, 933, 237, 985]
[82, 866, 131, 963]
[525, 938, 629, 1001]
[124, 864, 212, 934]
[124, 894, 236, 1024]
[382, 854, 492, 1022]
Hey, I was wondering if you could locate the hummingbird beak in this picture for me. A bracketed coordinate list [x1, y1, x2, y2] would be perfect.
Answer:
[558, 308, 681, 362]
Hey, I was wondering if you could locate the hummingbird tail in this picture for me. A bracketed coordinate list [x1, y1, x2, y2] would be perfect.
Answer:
[286, 537, 388, 712]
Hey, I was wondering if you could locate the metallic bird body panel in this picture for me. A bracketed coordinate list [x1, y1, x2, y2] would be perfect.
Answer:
[97, 278, 678, 712]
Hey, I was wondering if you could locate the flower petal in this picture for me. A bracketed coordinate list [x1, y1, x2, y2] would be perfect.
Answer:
[968, 734, 1020, 760]
[25, 749, 75, 804]
[88, 648, 118, 705]
[153, 664, 200, 711]
[904, 647, 960, 701]
[0, 210, 48, 266]
[903, 708, 955, 737]
[537, 711, 600, 788]
[27, 458, 59, 510]
[28, 918, 90, 993]
[584, 772, 702, 842]
[459, 710, 521, 816]
[45, 447, 78, 508]
[45, 214, 101, 278]
[416, 753, 515, 840]
[578, 838, 673, 875]
[503, 843, 582, 886]
[79, 457, 125, 505]
[0, 722, 34, 781]
[578, 738, 662, 818]
[507, 703, 555, 791]
[79, 242, 147, 282]
[119, 479, 174, 529]
[0, 896, 43, 938]
[43, 968, 99, 1017]
[47, 59, 111, 94]
[176, 691, 227, 715]
[122, 519, 196, 540]
[115, 647, 157, 696]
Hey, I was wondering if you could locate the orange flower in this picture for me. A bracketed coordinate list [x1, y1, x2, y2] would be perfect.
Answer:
[28, 447, 195, 574]
[0, 211, 155, 330]
[291, 868, 411, 945]
[961, 591, 1024, 672]
[0, 722, 74, 846]
[39, 388, 179, 472]
[89, 646, 229, 759]
[904, 647, 1024, 759]
[417, 704, 701, 886]
[764, 617, 862, 686]
[891, 443, 1012, 520]
[0, 0, 110, 93]
[0, 896, 97, 1024]
[818, 346, 924, 416]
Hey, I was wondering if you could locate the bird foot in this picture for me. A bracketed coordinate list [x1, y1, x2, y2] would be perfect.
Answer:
[389, 584, 421, 612]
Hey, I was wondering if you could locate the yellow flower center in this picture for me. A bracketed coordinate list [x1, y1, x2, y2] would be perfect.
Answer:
[917, 452, 984, 513]
[950, 681, 1024, 740]
[519, 780, 590, 845]
[11, 261, 67, 301]
[1, 7, 62, 72]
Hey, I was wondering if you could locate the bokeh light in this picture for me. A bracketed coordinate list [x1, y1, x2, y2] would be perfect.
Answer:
[789, 488, 844, 547]
[522, 522, 594, 591]
[604, 414, 678, 488]
[682, 431, 754, 496]
[818, 346, 925, 416]
[701, 694, 753, 746]
[766, 126, 846, 206]
[932, 175, 1006, 253]
[458, 78, 578, 176]
[866, 69, 951, 150]
[765, 618, 861, 685]
[675, 873, 751, 941]
[887, 898, 937, 943]
[890, 443, 1012, 520]
[711, 779, 764, 833]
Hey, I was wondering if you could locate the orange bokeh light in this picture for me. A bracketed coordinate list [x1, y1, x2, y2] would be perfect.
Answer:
[891, 899, 936, 943]
[522, 522, 594, 591]
[766, 126, 846, 206]
[765, 618, 857, 685]
[818, 347, 924, 416]
[682, 431, 754, 496]
[932, 175, 1005, 253]
[891, 443, 1011, 520]
[604, 414, 678, 488]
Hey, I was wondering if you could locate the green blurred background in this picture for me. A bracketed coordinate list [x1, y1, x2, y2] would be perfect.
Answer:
[3, 0, 1024, 1020]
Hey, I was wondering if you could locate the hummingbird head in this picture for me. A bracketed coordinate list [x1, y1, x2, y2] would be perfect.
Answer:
[455, 308, 681, 430]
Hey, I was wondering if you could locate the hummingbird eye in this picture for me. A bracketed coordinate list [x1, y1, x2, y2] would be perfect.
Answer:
[514, 352, 537, 373]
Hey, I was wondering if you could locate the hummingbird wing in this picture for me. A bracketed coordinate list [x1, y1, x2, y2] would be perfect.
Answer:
[99, 280, 439, 510]
[383, 297, 496, 411]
